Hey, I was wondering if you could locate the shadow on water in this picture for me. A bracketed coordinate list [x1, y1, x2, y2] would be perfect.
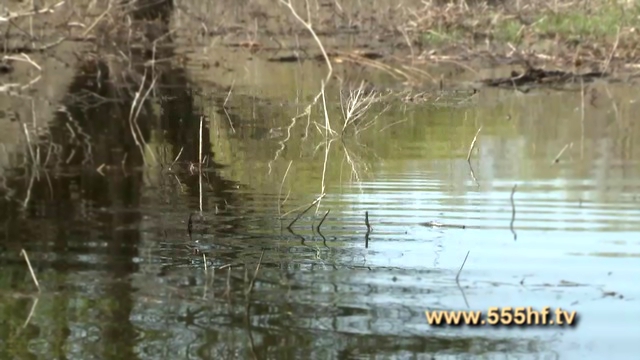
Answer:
[0, 1, 251, 359]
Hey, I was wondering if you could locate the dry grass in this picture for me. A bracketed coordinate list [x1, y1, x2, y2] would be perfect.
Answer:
[164, 0, 640, 72]
[401, 0, 640, 70]
[160, 0, 640, 92]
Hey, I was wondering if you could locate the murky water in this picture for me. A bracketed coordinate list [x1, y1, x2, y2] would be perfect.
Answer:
[2, 52, 640, 360]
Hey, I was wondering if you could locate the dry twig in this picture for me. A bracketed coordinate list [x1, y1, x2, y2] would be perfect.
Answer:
[270, 0, 334, 168]
[552, 143, 573, 164]
[278, 160, 294, 216]
[286, 194, 326, 229]
[316, 209, 330, 234]
[466, 126, 482, 162]
[20, 249, 41, 292]
[456, 250, 470, 282]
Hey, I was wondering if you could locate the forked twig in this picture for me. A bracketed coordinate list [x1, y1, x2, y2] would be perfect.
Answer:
[340, 81, 380, 135]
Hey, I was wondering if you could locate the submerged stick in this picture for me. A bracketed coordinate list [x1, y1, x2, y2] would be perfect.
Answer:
[20, 249, 40, 292]
[278, 160, 293, 217]
[286, 226, 307, 245]
[198, 116, 204, 215]
[316, 209, 330, 234]
[199, 115, 204, 166]
[22, 297, 39, 329]
[552, 143, 572, 164]
[455, 251, 471, 309]
[121, 152, 128, 173]
[222, 266, 232, 298]
[510, 184, 518, 241]
[287, 194, 326, 230]
[466, 126, 482, 162]
[203, 253, 207, 271]
[365, 211, 372, 232]
[245, 250, 265, 296]
[456, 250, 470, 282]
[128, 70, 157, 166]
[421, 221, 467, 229]
[204, 266, 214, 300]
[456, 281, 470, 309]
[365, 211, 372, 248]
[466, 126, 482, 188]
[580, 78, 585, 159]
[468, 163, 480, 189]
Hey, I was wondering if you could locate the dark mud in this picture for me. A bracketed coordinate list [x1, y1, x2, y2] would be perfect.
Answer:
[474, 65, 640, 91]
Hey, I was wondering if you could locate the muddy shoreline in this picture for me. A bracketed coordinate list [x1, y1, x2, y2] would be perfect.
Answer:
[3, 1, 639, 89]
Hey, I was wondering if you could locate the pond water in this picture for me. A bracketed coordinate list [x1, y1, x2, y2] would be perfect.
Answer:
[1, 58, 639, 360]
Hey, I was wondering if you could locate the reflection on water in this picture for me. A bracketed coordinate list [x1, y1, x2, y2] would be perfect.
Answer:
[2, 32, 640, 360]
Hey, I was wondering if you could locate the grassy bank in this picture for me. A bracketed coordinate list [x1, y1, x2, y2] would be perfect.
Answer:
[394, 0, 640, 69]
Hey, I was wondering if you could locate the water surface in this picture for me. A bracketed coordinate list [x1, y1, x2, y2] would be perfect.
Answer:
[1, 58, 639, 360]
